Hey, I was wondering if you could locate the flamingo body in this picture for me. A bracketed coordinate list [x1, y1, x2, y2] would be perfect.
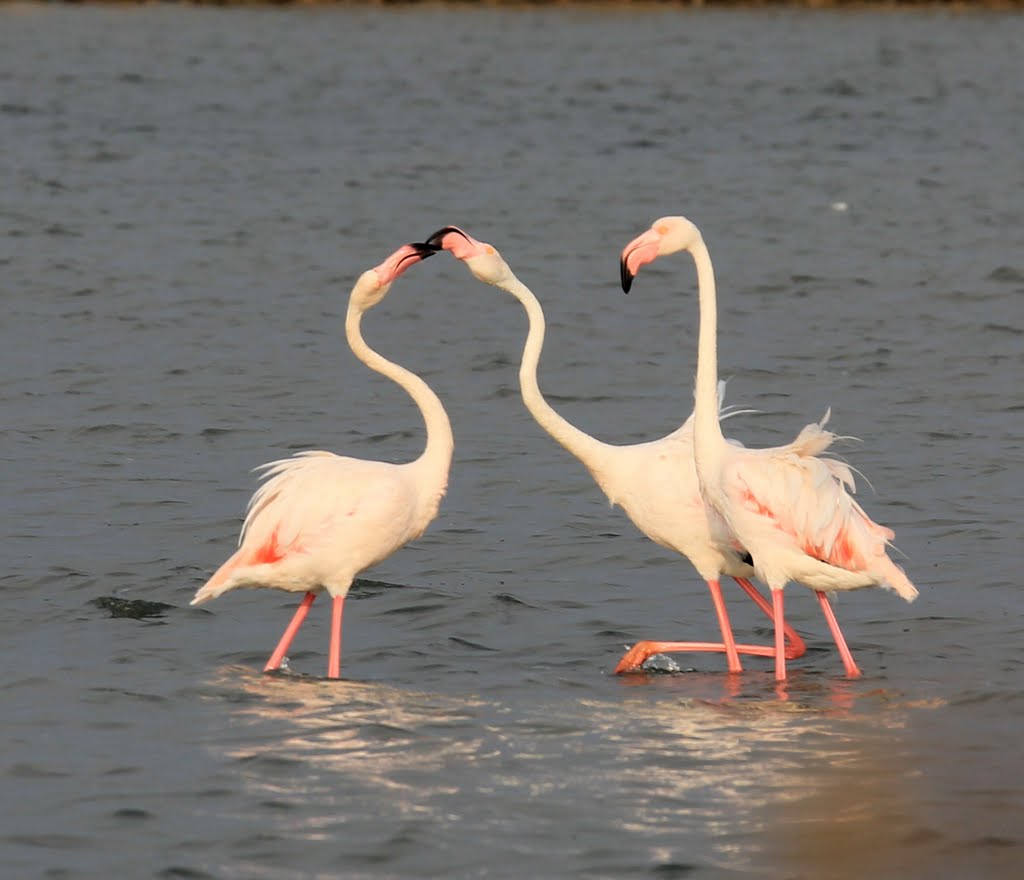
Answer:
[427, 226, 804, 673]
[192, 452, 445, 604]
[621, 215, 918, 680]
[192, 243, 452, 679]
[575, 413, 753, 583]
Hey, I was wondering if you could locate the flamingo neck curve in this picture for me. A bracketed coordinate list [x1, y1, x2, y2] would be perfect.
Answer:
[498, 273, 608, 467]
[345, 304, 454, 479]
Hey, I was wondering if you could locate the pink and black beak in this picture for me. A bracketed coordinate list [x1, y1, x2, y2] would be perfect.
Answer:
[425, 225, 490, 262]
[375, 240, 442, 285]
[426, 226, 470, 250]
[402, 240, 442, 266]
[619, 227, 662, 294]
[620, 253, 636, 294]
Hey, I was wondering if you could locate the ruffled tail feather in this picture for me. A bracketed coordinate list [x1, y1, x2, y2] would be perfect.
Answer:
[874, 553, 919, 603]
[789, 409, 837, 458]
[191, 550, 245, 605]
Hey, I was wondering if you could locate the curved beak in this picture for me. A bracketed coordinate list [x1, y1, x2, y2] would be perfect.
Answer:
[425, 225, 489, 261]
[409, 240, 441, 260]
[396, 241, 440, 271]
[376, 242, 439, 284]
[620, 253, 635, 294]
[619, 228, 662, 294]
[426, 225, 470, 249]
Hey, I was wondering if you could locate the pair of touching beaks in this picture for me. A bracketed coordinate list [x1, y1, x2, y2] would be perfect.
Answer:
[401, 226, 474, 264]
[400, 226, 647, 294]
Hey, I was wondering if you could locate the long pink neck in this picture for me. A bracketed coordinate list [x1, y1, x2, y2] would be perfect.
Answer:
[345, 305, 454, 478]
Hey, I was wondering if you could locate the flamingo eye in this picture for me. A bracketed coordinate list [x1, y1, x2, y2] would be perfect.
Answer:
[486, 245, 496, 255]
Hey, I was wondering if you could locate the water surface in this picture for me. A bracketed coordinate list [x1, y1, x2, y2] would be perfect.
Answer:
[2, 5, 1022, 878]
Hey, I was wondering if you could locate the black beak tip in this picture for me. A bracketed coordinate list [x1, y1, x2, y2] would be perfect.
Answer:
[408, 242, 439, 261]
[620, 260, 634, 294]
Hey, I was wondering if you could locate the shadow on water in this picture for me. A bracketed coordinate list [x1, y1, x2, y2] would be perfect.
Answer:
[196, 665, 951, 877]
[90, 595, 176, 619]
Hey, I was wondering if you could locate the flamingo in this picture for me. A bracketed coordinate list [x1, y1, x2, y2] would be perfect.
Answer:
[426, 226, 805, 674]
[619, 216, 919, 681]
[192, 242, 453, 680]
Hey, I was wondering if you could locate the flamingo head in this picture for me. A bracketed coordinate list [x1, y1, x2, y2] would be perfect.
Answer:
[619, 216, 702, 292]
[352, 242, 439, 311]
[426, 226, 514, 287]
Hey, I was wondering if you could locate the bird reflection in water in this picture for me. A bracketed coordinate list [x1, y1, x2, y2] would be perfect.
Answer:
[200, 665, 943, 875]
[584, 684, 944, 875]
[203, 668, 488, 823]
[613, 660, 869, 711]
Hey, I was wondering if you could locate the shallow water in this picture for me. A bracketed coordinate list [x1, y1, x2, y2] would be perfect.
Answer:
[2, 4, 1022, 878]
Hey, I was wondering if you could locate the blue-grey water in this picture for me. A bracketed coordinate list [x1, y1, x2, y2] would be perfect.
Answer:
[3, 4, 1022, 878]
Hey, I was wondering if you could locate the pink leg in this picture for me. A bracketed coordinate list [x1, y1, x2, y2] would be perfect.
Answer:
[707, 579, 742, 673]
[614, 578, 807, 674]
[614, 639, 786, 674]
[733, 577, 807, 660]
[264, 591, 317, 673]
[773, 589, 787, 681]
[816, 591, 862, 679]
[327, 595, 345, 680]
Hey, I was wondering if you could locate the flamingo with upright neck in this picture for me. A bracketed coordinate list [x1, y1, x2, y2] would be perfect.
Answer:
[620, 216, 918, 681]
[427, 225, 805, 674]
[193, 242, 453, 679]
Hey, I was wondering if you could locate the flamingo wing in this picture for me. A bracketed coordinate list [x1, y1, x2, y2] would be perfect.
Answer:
[241, 451, 419, 559]
[727, 450, 877, 568]
[194, 452, 419, 604]
[720, 415, 916, 599]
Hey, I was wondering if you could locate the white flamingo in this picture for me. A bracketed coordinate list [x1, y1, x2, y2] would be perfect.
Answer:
[427, 226, 805, 674]
[192, 242, 453, 679]
[620, 216, 919, 681]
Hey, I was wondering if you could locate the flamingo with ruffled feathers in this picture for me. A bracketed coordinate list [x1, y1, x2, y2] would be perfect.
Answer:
[619, 216, 918, 680]
[192, 241, 453, 679]
[426, 225, 805, 674]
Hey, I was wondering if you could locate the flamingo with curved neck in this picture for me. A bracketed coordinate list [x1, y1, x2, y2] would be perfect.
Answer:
[620, 216, 918, 681]
[192, 242, 453, 679]
[427, 225, 805, 674]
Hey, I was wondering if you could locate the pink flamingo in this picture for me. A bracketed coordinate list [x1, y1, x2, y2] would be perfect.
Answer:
[192, 242, 453, 679]
[427, 226, 805, 674]
[620, 216, 918, 680]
